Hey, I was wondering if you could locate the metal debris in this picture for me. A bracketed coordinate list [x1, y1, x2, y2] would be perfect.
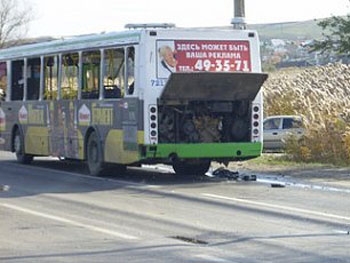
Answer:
[209, 168, 257, 181]
[242, 174, 257, 181]
[171, 235, 208, 245]
[212, 167, 239, 180]
[0, 185, 10, 191]
[271, 183, 286, 188]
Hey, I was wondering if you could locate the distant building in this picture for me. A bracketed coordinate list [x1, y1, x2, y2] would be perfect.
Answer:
[271, 39, 286, 47]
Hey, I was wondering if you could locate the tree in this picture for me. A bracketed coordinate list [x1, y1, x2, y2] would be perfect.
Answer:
[0, 0, 33, 48]
[310, 14, 350, 55]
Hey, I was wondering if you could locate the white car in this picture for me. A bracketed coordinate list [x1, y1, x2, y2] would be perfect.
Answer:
[263, 115, 304, 151]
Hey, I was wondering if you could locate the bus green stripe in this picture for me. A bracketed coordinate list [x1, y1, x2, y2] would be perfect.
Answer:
[144, 142, 262, 159]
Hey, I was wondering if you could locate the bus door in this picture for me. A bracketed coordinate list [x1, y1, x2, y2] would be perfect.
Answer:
[121, 98, 139, 152]
[104, 46, 139, 164]
[121, 47, 139, 154]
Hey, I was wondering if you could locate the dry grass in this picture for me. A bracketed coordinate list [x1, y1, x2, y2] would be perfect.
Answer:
[263, 63, 350, 165]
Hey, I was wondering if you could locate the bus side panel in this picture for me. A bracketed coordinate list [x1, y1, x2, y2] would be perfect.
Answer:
[0, 102, 50, 155]
[25, 126, 49, 155]
[0, 103, 14, 152]
[103, 98, 144, 164]
[3, 97, 144, 163]
[104, 129, 144, 164]
[46, 101, 81, 159]
[22, 102, 50, 156]
[76, 98, 143, 164]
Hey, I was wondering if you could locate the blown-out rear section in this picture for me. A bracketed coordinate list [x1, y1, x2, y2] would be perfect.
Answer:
[142, 71, 268, 174]
[160, 72, 266, 102]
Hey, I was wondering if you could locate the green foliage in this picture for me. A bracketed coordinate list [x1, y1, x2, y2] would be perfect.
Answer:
[311, 14, 350, 55]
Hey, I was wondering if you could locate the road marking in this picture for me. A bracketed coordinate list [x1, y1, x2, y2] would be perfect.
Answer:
[195, 254, 231, 262]
[1, 203, 138, 240]
[202, 193, 350, 222]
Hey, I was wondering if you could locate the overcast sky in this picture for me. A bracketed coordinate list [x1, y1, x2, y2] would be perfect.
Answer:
[28, 0, 350, 37]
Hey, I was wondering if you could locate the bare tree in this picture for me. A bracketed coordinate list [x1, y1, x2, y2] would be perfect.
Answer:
[0, 0, 33, 48]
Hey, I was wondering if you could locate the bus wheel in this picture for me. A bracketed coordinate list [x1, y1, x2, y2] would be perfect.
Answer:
[14, 129, 33, 164]
[172, 159, 211, 177]
[87, 131, 105, 176]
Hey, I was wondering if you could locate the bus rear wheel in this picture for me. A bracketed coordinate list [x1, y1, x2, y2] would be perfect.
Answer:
[87, 131, 105, 176]
[13, 129, 33, 164]
[172, 159, 211, 177]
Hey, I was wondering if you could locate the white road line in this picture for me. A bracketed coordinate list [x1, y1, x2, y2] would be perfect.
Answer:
[195, 254, 234, 263]
[195, 254, 231, 262]
[1, 203, 138, 240]
[202, 193, 350, 222]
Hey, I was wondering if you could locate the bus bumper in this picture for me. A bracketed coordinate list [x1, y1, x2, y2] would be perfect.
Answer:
[142, 142, 262, 161]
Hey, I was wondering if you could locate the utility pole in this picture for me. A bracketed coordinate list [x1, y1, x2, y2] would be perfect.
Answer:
[231, 0, 246, 29]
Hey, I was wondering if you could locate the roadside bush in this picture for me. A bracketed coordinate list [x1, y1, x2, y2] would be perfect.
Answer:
[263, 63, 350, 165]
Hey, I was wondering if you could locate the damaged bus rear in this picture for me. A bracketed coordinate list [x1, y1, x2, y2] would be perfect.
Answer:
[137, 25, 268, 175]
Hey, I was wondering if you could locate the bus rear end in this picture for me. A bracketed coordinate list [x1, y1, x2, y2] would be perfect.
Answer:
[139, 27, 268, 175]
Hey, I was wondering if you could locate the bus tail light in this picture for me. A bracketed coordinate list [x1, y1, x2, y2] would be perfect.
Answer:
[251, 104, 261, 142]
[149, 105, 158, 144]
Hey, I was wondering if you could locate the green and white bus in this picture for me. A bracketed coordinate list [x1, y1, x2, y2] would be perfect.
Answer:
[0, 24, 267, 176]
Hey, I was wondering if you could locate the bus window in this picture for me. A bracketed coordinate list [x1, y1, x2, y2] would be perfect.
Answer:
[27, 58, 41, 100]
[126, 46, 135, 95]
[103, 48, 124, 98]
[11, 60, 24, 101]
[44, 56, 58, 100]
[61, 53, 79, 100]
[0, 62, 6, 100]
[82, 50, 100, 99]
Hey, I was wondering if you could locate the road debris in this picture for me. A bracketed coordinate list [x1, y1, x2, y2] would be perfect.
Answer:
[270, 183, 286, 188]
[171, 235, 208, 245]
[242, 174, 257, 181]
[211, 167, 239, 180]
[0, 185, 10, 191]
[208, 168, 257, 181]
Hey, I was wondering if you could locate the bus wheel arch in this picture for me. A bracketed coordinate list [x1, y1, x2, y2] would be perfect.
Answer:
[11, 125, 33, 164]
[85, 128, 105, 176]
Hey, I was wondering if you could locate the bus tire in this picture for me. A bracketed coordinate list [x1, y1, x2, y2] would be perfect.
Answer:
[172, 159, 211, 177]
[86, 131, 105, 176]
[13, 129, 33, 164]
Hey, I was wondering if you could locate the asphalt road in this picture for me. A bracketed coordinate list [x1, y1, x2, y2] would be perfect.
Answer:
[1, 151, 350, 262]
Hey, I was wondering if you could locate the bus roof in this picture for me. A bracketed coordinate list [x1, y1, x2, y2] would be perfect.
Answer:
[0, 25, 258, 61]
[0, 30, 142, 61]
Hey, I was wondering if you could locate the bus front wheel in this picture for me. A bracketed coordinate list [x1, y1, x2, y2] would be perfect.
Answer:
[87, 131, 105, 176]
[13, 129, 33, 164]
